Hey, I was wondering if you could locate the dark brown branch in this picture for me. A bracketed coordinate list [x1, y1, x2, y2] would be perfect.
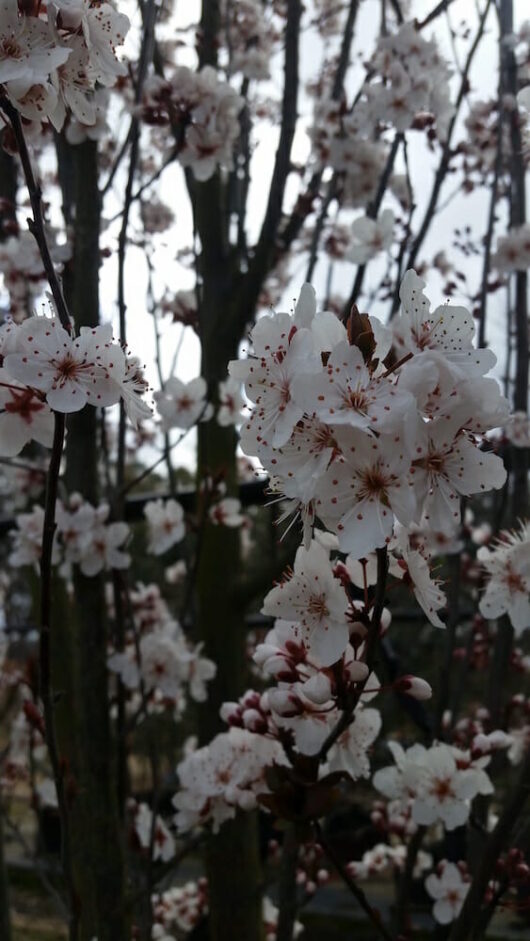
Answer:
[233, 0, 302, 332]
[342, 133, 401, 316]
[498, 0, 529, 514]
[448, 746, 530, 941]
[317, 547, 388, 762]
[417, 0, 458, 29]
[477, 96, 502, 348]
[116, 0, 158, 502]
[305, 178, 337, 282]
[434, 551, 461, 738]
[389, 0, 494, 316]
[316, 824, 395, 941]
[332, 0, 361, 99]
[0, 98, 71, 332]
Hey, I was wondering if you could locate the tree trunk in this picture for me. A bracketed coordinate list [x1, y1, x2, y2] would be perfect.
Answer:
[499, 0, 529, 518]
[58, 139, 128, 941]
[0, 804, 11, 941]
[0, 127, 16, 941]
[195, 285, 264, 940]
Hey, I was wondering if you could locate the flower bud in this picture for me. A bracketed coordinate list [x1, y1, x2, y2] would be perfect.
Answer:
[347, 660, 369, 682]
[242, 708, 267, 733]
[302, 672, 332, 705]
[268, 688, 304, 717]
[219, 702, 242, 725]
[394, 675, 432, 700]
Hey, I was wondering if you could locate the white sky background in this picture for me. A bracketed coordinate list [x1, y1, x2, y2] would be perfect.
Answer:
[6, 0, 527, 474]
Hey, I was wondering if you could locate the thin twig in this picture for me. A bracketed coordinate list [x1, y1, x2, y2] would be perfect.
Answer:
[318, 547, 388, 762]
[389, 0, 494, 318]
[343, 134, 401, 317]
[316, 823, 395, 941]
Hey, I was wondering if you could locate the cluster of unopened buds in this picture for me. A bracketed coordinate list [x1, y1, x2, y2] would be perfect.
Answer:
[107, 592, 216, 708]
[268, 838, 330, 897]
[491, 849, 530, 902]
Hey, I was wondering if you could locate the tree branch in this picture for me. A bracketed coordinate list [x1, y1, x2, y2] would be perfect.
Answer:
[0, 98, 71, 332]
[316, 823, 395, 941]
[448, 746, 530, 941]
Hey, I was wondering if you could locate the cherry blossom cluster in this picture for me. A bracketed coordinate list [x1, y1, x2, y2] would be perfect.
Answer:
[154, 373, 243, 433]
[506, 411, 530, 448]
[347, 842, 433, 883]
[173, 540, 434, 836]
[372, 740, 494, 831]
[0, 229, 70, 321]
[423, 847, 530, 926]
[267, 839, 330, 899]
[0, 313, 151, 457]
[230, 272, 507, 560]
[0, 0, 129, 129]
[425, 861, 470, 925]
[165, 272, 515, 852]
[152, 879, 208, 938]
[173, 727, 287, 834]
[108, 586, 216, 708]
[460, 98, 523, 185]
[131, 799, 176, 864]
[367, 22, 453, 136]
[349, 210, 394, 265]
[222, 0, 278, 81]
[154, 376, 211, 431]
[144, 498, 186, 555]
[309, 99, 388, 208]
[138, 66, 244, 181]
[491, 223, 530, 271]
[150, 882, 302, 941]
[477, 520, 530, 634]
[309, 21, 452, 203]
[8, 495, 131, 575]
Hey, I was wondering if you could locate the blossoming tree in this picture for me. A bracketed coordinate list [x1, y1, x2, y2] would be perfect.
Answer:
[0, 1, 528, 941]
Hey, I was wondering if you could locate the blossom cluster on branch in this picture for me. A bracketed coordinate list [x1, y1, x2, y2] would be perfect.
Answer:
[0, 0, 129, 129]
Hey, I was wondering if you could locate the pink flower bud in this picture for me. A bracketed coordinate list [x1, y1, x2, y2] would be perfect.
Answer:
[219, 702, 242, 725]
[268, 688, 304, 717]
[302, 672, 332, 705]
[241, 690, 261, 710]
[394, 675, 432, 700]
[242, 708, 267, 733]
[253, 643, 280, 666]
